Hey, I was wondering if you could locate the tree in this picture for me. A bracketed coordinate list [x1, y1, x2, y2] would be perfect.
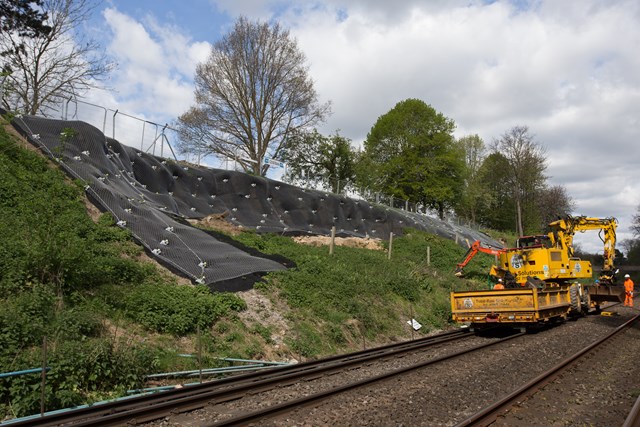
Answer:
[0, 0, 113, 115]
[0, 0, 51, 43]
[632, 204, 640, 237]
[359, 98, 464, 219]
[475, 152, 515, 231]
[536, 185, 575, 230]
[282, 129, 355, 194]
[455, 134, 490, 225]
[177, 16, 330, 176]
[491, 126, 547, 236]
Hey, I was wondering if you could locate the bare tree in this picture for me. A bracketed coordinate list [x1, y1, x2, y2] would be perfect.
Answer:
[492, 126, 547, 236]
[537, 184, 575, 229]
[0, 0, 114, 115]
[632, 205, 640, 237]
[177, 16, 331, 176]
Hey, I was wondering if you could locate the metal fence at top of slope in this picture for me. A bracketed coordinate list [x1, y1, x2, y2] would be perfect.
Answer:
[59, 98, 190, 163]
[55, 98, 481, 233]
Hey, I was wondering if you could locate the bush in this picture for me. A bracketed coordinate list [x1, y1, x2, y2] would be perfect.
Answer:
[122, 284, 246, 335]
[1, 339, 157, 418]
[0, 284, 55, 357]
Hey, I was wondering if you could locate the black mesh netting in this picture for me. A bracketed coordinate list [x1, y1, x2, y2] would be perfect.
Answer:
[10, 114, 500, 290]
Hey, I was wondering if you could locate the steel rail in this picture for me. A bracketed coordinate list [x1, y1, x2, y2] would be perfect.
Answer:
[6, 329, 471, 427]
[456, 313, 640, 427]
[622, 392, 640, 427]
[206, 331, 526, 426]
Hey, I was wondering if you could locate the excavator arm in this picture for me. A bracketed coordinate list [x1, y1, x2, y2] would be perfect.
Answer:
[548, 215, 618, 279]
[455, 240, 505, 277]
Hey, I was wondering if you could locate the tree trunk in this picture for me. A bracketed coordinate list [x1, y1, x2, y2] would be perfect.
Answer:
[516, 197, 524, 236]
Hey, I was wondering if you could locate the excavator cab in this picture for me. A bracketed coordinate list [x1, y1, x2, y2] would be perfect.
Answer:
[516, 235, 551, 249]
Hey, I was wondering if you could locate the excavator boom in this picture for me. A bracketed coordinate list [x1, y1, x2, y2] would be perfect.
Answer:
[454, 240, 505, 277]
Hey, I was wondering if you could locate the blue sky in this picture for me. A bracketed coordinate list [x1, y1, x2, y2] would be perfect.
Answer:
[74, 0, 640, 252]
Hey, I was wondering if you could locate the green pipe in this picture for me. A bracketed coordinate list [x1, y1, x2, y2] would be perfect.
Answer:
[144, 364, 268, 380]
[0, 392, 153, 425]
[217, 357, 291, 365]
[0, 367, 50, 379]
[186, 365, 275, 376]
[126, 383, 198, 394]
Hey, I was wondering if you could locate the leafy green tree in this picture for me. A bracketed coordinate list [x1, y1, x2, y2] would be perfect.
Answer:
[0, 0, 51, 55]
[491, 126, 547, 236]
[177, 16, 331, 176]
[282, 129, 355, 194]
[359, 99, 464, 219]
[455, 134, 491, 225]
[475, 152, 515, 231]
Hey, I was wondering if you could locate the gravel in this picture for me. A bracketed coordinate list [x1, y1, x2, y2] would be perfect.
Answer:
[147, 306, 640, 427]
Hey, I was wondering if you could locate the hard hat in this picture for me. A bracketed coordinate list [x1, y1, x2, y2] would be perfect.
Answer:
[498, 279, 503, 282]
[625, 274, 630, 278]
[595, 279, 600, 283]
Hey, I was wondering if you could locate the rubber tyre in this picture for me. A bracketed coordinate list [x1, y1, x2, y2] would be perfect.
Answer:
[569, 284, 582, 314]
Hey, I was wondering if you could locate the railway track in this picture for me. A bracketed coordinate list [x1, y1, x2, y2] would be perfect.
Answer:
[9, 311, 639, 426]
[6, 328, 478, 427]
[457, 312, 640, 427]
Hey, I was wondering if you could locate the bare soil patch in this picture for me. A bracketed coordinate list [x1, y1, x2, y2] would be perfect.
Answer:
[293, 235, 383, 250]
[237, 289, 295, 362]
[188, 212, 242, 236]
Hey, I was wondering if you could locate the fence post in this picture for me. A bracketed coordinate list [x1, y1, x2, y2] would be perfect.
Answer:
[329, 226, 336, 255]
[112, 109, 119, 140]
[388, 232, 394, 260]
[427, 246, 431, 266]
[197, 326, 202, 384]
[409, 305, 414, 340]
[40, 336, 47, 416]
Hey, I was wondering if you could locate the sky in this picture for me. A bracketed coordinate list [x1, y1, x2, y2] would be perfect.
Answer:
[74, 0, 640, 253]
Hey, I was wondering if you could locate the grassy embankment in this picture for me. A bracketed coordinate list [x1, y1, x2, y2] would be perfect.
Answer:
[0, 117, 507, 419]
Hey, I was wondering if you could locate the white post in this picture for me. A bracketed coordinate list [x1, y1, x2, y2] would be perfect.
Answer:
[427, 246, 431, 266]
[388, 232, 394, 260]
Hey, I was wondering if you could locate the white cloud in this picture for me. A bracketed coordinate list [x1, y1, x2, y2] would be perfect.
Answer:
[100, 8, 210, 120]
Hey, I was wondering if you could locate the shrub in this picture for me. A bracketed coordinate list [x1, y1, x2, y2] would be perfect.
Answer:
[122, 284, 246, 335]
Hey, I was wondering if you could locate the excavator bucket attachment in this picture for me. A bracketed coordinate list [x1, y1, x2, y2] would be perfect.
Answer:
[454, 267, 465, 278]
[586, 284, 625, 304]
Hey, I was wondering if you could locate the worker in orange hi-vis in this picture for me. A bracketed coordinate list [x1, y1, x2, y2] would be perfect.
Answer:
[624, 274, 634, 307]
[493, 279, 505, 290]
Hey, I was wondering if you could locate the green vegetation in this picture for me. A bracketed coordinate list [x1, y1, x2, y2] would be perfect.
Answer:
[0, 122, 245, 419]
[0, 118, 498, 420]
[232, 230, 493, 357]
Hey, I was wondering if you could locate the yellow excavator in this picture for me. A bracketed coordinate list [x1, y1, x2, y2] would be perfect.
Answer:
[451, 216, 625, 328]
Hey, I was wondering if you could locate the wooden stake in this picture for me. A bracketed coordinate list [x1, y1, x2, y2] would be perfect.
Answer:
[427, 246, 431, 266]
[329, 226, 336, 255]
[197, 326, 202, 384]
[388, 232, 394, 260]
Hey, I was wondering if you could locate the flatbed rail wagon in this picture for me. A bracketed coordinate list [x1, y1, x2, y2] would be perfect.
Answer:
[451, 286, 576, 327]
